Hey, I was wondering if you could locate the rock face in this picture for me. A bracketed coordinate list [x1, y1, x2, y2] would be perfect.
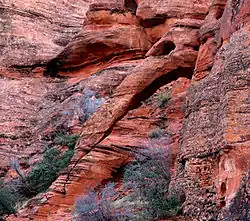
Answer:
[136, 0, 211, 20]
[0, 77, 60, 177]
[0, 0, 93, 69]
[1, 0, 249, 220]
[178, 1, 250, 220]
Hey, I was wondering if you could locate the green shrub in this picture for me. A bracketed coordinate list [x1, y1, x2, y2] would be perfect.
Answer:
[23, 148, 74, 196]
[57, 149, 75, 170]
[54, 133, 80, 149]
[0, 186, 17, 217]
[2, 134, 79, 216]
[156, 92, 171, 107]
[74, 147, 182, 221]
[12, 133, 79, 197]
[124, 147, 181, 220]
[148, 128, 164, 139]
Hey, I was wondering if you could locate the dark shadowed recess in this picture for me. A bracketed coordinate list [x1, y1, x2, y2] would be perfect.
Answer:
[124, 0, 138, 14]
[44, 58, 63, 77]
[153, 41, 176, 56]
[101, 165, 125, 187]
[162, 41, 176, 55]
[44, 44, 145, 77]
[141, 16, 167, 28]
[9, 63, 47, 76]
[129, 67, 193, 110]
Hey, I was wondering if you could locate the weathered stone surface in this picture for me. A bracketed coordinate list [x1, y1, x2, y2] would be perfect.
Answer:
[218, 170, 250, 220]
[136, 0, 212, 20]
[44, 4, 150, 77]
[15, 76, 191, 221]
[0, 78, 60, 176]
[219, 0, 250, 42]
[194, 0, 227, 81]
[28, 34, 197, 220]
[1, 0, 250, 221]
[0, 59, 138, 176]
[146, 20, 200, 57]
[45, 25, 151, 76]
[0, 0, 92, 68]
[177, 0, 250, 219]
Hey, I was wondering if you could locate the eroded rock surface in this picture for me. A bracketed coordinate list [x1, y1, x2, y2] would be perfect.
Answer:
[1, 0, 249, 220]
[0, 0, 94, 69]
[177, 0, 250, 220]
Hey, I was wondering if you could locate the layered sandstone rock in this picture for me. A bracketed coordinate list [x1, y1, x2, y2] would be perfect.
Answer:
[13, 0, 210, 219]
[0, 0, 94, 69]
[1, 0, 249, 220]
[0, 78, 60, 177]
[45, 25, 151, 76]
[136, 0, 211, 20]
[44, 2, 149, 77]
[193, 0, 226, 81]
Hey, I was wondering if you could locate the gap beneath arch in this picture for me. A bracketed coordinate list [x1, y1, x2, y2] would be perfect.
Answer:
[129, 67, 193, 110]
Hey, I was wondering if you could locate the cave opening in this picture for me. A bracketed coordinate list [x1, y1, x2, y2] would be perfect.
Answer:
[162, 41, 176, 55]
[150, 41, 176, 56]
[101, 164, 126, 187]
[44, 58, 62, 77]
[124, 0, 138, 15]
[219, 182, 227, 207]
[193, 45, 200, 51]
[220, 198, 226, 208]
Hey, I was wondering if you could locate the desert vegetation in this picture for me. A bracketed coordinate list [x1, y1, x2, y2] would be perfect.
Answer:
[82, 88, 105, 121]
[74, 147, 183, 221]
[74, 183, 131, 221]
[0, 183, 17, 216]
[0, 133, 79, 218]
[156, 92, 171, 108]
[148, 128, 164, 139]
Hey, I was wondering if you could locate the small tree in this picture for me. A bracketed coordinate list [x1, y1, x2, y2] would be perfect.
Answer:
[82, 88, 105, 121]
[18, 147, 74, 197]
[54, 133, 80, 149]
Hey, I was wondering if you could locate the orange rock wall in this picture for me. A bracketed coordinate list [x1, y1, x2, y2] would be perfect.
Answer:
[1, 0, 249, 220]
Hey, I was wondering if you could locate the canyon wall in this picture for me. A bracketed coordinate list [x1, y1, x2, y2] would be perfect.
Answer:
[0, 0, 249, 220]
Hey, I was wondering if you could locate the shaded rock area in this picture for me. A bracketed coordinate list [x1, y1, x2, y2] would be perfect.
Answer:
[0, 0, 249, 220]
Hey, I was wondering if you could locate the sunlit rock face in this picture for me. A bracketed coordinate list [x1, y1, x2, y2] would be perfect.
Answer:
[1, 0, 249, 221]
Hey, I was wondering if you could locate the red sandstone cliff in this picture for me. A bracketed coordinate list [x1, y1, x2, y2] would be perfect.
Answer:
[0, 0, 249, 220]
